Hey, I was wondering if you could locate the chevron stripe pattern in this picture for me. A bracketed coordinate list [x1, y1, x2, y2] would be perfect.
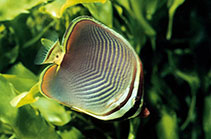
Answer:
[40, 17, 144, 120]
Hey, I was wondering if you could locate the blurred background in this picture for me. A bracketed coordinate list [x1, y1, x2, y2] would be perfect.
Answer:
[0, 0, 210, 139]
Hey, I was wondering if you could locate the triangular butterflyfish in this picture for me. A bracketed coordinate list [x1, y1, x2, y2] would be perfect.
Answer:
[36, 16, 148, 120]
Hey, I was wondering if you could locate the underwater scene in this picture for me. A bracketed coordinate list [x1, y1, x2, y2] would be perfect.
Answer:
[0, 0, 210, 139]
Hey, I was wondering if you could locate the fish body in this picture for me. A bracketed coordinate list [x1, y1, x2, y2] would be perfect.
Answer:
[38, 16, 145, 120]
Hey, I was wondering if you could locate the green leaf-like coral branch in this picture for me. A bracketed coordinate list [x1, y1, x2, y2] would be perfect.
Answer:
[42, 0, 107, 18]
[166, 0, 185, 40]
[0, 0, 106, 21]
[0, 0, 48, 21]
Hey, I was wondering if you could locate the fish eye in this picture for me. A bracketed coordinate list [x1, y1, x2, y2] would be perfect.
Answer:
[56, 54, 59, 59]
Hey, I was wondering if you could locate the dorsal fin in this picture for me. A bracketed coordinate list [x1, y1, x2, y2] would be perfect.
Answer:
[35, 38, 59, 65]
[35, 32, 65, 65]
[41, 38, 55, 50]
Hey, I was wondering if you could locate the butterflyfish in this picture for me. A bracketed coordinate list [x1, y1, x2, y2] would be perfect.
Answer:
[36, 16, 148, 120]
